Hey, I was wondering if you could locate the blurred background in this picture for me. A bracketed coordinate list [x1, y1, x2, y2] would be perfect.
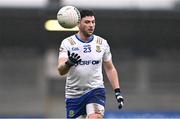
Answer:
[0, 0, 180, 118]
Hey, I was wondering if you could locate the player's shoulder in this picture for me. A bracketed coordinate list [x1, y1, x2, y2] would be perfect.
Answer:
[62, 35, 76, 46]
[93, 35, 108, 45]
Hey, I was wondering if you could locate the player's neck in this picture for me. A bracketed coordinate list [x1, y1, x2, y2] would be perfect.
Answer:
[77, 32, 91, 42]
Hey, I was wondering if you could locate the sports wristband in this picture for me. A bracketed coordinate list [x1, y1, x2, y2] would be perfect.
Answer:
[114, 88, 121, 93]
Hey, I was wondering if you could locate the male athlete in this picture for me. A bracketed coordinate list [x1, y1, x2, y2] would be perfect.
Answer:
[58, 10, 124, 119]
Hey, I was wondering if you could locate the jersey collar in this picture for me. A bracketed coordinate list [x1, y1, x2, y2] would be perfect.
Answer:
[75, 34, 94, 43]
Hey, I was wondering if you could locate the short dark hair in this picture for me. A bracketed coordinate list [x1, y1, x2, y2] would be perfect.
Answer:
[80, 10, 95, 19]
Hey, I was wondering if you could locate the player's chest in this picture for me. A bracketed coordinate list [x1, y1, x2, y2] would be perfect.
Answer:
[70, 44, 104, 57]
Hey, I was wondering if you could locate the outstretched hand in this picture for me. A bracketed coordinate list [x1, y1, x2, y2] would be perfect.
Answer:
[65, 51, 81, 67]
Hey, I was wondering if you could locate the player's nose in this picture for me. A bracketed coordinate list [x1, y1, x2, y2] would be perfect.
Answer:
[89, 22, 94, 26]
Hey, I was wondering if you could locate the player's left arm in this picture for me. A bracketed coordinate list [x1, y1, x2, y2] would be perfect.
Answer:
[103, 60, 124, 109]
[103, 60, 120, 90]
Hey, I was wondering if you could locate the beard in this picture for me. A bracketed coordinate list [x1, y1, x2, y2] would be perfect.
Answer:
[82, 30, 93, 37]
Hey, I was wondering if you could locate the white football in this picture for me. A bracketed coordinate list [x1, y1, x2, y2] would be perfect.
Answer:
[57, 6, 81, 28]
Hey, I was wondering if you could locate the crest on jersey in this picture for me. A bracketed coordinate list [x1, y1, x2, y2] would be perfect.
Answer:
[96, 45, 101, 52]
[69, 110, 75, 117]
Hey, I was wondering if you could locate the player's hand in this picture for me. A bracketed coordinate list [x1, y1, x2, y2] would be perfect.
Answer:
[65, 51, 81, 67]
[114, 88, 124, 109]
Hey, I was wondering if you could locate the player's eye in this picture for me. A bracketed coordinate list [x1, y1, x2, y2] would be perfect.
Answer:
[85, 21, 90, 24]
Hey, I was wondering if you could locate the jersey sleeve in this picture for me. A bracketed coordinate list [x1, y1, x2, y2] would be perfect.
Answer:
[58, 40, 69, 59]
[103, 40, 112, 62]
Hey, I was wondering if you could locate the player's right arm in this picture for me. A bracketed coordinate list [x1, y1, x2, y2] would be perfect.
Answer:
[58, 40, 71, 76]
[58, 57, 70, 75]
[58, 39, 81, 76]
[58, 51, 81, 75]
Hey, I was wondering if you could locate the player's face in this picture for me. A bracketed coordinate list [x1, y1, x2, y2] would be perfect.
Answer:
[79, 16, 95, 37]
